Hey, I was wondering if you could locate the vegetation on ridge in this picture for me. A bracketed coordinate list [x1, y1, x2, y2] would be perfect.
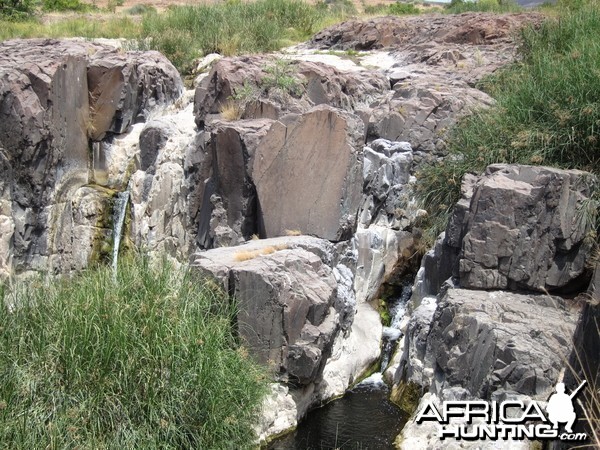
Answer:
[416, 0, 600, 248]
[0, 256, 268, 449]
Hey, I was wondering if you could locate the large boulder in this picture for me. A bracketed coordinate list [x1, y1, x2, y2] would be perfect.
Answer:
[448, 165, 595, 292]
[87, 47, 183, 140]
[192, 236, 344, 386]
[423, 288, 579, 399]
[253, 105, 364, 240]
[367, 77, 493, 152]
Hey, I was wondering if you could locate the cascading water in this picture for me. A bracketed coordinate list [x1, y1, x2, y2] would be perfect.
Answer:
[379, 283, 412, 372]
[111, 191, 130, 275]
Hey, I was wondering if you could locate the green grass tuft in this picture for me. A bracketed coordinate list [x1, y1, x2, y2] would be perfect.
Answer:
[138, 0, 323, 74]
[0, 256, 268, 449]
[445, 0, 522, 14]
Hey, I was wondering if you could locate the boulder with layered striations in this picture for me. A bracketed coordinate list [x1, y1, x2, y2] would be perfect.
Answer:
[424, 288, 579, 399]
[451, 164, 595, 292]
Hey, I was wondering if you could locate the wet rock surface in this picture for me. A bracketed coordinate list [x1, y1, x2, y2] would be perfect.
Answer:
[0, 39, 182, 276]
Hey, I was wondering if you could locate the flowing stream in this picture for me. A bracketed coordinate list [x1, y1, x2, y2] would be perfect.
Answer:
[111, 191, 130, 275]
[268, 285, 413, 449]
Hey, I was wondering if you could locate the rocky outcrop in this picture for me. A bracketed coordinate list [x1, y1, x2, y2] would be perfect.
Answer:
[392, 162, 596, 448]
[423, 289, 578, 398]
[309, 13, 542, 51]
[193, 55, 389, 127]
[437, 165, 596, 293]
[366, 77, 494, 152]
[197, 119, 273, 248]
[0, 39, 182, 277]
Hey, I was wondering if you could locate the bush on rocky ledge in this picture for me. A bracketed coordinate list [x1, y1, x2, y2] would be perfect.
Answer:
[0, 256, 267, 449]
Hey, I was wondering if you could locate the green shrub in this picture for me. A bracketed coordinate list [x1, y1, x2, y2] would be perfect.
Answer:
[262, 59, 304, 96]
[362, 2, 389, 14]
[43, 0, 88, 12]
[389, 2, 420, 15]
[445, 0, 521, 13]
[417, 1, 600, 244]
[0, 256, 267, 449]
[126, 3, 156, 15]
[0, 0, 35, 20]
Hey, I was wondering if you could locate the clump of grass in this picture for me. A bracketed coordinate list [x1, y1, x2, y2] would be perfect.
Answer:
[445, 0, 522, 13]
[0, 15, 141, 41]
[389, 2, 420, 15]
[416, 1, 600, 245]
[43, 0, 92, 12]
[284, 229, 302, 236]
[0, 256, 267, 449]
[234, 244, 288, 262]
[126, 4, 156, 15]
[262, 59, 304, 97]
[220, 99, 244, 121]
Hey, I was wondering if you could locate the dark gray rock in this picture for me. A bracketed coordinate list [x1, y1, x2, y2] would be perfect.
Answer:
[425, 288, 578, 399]
[446, 164, 596, 292]
[0, 39, 182, 275]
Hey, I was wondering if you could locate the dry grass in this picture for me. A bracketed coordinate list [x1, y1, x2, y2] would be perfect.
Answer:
[219, 99, 243, 121]
[284, 229, 302, 236]
[233, 244, 288, 262]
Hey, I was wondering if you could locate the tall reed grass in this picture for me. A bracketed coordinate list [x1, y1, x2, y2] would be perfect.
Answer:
[0, 256, 267, 449]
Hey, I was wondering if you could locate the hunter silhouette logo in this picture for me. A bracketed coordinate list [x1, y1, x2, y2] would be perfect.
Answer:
[416, 380, 589, 442]
[547, 381, 586, 433]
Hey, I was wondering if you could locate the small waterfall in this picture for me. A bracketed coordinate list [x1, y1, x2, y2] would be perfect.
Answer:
[358, 282, 412, 388]
[111, 191, 130, 275]
[380, 284, 412, 371]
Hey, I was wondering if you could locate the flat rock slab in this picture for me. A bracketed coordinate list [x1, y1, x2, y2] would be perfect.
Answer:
[253, 105, 364, 240]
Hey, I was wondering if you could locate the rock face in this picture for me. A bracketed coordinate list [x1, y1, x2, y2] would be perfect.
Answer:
[367, 78, 493, 152]
[253, 105, 364, 240]
[423, 289, 578, 399]
[446, 165, 595, 293]
[394, 163, 595, 447]
[0, 39, 182, 277]
[196, 105, 366, 246]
